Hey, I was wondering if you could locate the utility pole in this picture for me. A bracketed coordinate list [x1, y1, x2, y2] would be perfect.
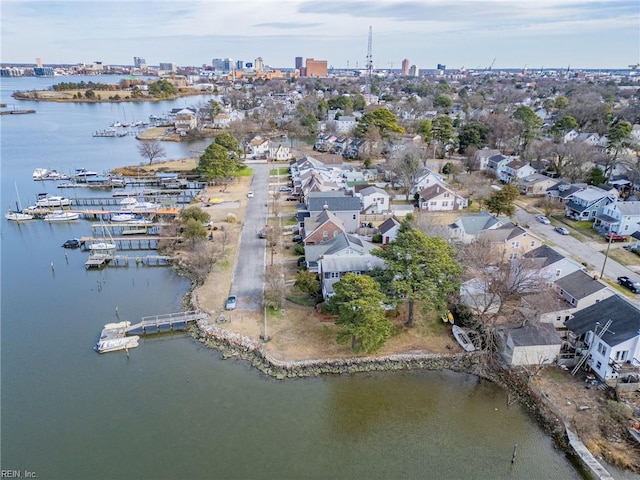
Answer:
[600, 226, 616, 279]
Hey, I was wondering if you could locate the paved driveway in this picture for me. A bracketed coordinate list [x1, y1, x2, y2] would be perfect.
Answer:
[230, 163, 270, 311]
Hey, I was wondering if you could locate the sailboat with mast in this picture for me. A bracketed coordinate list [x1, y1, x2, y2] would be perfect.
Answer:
[5, 183, 34, 221]
[89, 218, 116, 251]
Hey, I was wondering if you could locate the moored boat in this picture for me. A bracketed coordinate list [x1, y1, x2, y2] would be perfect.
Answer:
[36, 193, 72, 207]
[44, 210, 80, 222]
[88, 242, 116, 251]
[32, 168, 48, 180]
[95, 335, 140, 353]
[5, 208, 34, 221]
[110, 213, 135, 222]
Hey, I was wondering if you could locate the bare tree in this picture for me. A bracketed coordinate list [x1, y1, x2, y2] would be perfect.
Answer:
[264, 264, 285, 310]
[457, 240, 564, 358]
[137, 140, 166, 165]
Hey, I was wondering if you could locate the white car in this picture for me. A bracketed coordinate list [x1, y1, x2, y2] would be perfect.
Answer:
[247, 191, 254, 198]
[536, 215, 551, 225]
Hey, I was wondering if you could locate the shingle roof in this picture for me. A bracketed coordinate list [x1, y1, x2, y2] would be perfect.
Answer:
[555, 270, 607, 300]
[506, 322, 562, 347]
[307, 192, 361, 212]
[524, 245, 565, 268]
[565, 295, 640, 347]
[378, 217, 400, 234]
[451, 212, 502, 235]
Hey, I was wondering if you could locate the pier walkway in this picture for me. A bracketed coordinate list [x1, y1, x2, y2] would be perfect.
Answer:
[125, 311, 209, 335]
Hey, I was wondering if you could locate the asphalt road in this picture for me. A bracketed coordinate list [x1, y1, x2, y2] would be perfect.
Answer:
[230, 163, 270, 311]
[514, 206, 640, 306]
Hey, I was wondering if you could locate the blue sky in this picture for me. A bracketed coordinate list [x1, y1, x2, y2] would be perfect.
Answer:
[1, 0, 638, 69]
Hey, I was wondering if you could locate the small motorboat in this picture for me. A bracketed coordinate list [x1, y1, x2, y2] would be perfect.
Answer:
[452, 325, 477, 352]
[89, 242, 116, 251]
[62, 238, 82, 248]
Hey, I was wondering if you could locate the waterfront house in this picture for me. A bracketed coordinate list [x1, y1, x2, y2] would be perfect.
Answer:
[303, 232, 376, 273]
[248, 136, 270, 158]
[565, 295, 640, 381]
[174, 108, 197, 133]
[540, 270, 614, 329]
[213, 113, 231, 129]
[319, 255, 385, 299]
[497, 322, 562, 367]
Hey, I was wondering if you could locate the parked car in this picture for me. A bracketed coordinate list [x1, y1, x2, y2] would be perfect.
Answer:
[554, 226, 570, 235]
[278, 186, 292, 193]
[292, 234, 302, 242]
[247, 191, 254, 198]
[225, 295, 237, 310]
[604, 232, 627, 242]
[536, 215, 551, 225]
[258, 230, 267, 239]
[617, 276, 640, 293]
[286, 195, 298, 201]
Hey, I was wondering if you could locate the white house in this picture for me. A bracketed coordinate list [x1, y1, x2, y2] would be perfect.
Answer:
[378, 216, 401, 244]
[212, 113, 231, 129]
[248, 136, 270, 158]
[269, 143, 292, 161]
[359, 186, 390, 214]
[319, 255, 385, 299]
[334, 115, 357, 133]
[498, 323, 562, 367]
[448, 211, 503, 243]
[173, 108, 197, 132]
[523, 245, 584, 284]
[417, 184, 468, 211]
[499, 160, 537, 184]
[565, 295, 640, 381]
[409, 169, 447, 195]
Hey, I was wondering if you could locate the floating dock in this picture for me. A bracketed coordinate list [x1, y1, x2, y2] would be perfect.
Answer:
[95, 311, 209, 353]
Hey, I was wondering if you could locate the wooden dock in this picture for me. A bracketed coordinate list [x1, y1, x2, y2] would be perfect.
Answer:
[80, 236, 175, 251]
[85, 253, 175, 268]
[125, 311, 209, 335]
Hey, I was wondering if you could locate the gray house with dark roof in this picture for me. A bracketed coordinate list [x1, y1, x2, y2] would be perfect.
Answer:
[298, 191, 362, 233]
[565, 295, 640, 381]
[523, 245, 584, 284]
[497, 322, 562, 367]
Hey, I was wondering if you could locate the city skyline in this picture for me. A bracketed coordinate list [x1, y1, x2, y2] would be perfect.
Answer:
[2, 0, 638, 70]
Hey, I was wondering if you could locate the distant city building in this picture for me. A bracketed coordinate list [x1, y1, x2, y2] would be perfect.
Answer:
[211, 58, 225, 72]
[437, 64, 446, 71]
[304, 58, 328, 77]
[295, 56, 303, 69]
[133, 57, 146, 68]
[0, 67, 26, 77]
[409, 64, 419, 77]
[401, 59, 409, 76]
[35, 57, 43, 68]
[159, 62, 177, 72]
[34, 66, 54, 77]
[236, 60, 244, 71]
[222, 58, 233, 72]
[254, 57, 265, 72]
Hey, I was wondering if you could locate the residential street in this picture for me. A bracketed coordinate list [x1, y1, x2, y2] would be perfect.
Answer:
[514, 205, 640, 307]
[230, 163, 270, 310]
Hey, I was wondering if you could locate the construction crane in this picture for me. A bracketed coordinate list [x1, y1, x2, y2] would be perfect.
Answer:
[366, 26, 373, 94]
[486, 58, 496, 71]
[630, 64, 640, 70]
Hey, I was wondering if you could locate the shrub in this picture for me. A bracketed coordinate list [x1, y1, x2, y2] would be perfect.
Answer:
[226, 213, 237, 223]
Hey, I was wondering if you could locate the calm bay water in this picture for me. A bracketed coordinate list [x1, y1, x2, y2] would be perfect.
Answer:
[1, 76, 583, 479]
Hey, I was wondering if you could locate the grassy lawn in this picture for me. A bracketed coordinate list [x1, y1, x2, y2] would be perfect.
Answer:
[235, 167, 253, 177]
[270, 167, 290, 175]
[607, 248, 640, 267]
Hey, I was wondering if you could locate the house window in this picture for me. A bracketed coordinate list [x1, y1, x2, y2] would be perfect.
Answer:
[597, 342, 606, 355]
[430, 201, 437, 205]
[442, 201, 448, 207]
[596, 361, 602, 370]
[556, 269, 561, 277]
[625, 225, 629, 231]
[509, 252, 516, 260]
[353, 215, 356, 220]
[511, 241, 520, 248]
[444, 193, 450, 197]
[530, 241, 535, 247]
[615, 350, 628, 362]
[570, 297, 576, 305]
[322, 231, 328, 238]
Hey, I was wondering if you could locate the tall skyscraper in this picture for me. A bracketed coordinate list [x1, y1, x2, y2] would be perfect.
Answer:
[236, 60, 244, 71]
[133, 57, 146, 68]
[401, 59, 409, 76]
[409, 64, 419, 77]
[295, 57, 303, 69]
[35, 57, 43, 68]
[254, 57, 264, 72]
